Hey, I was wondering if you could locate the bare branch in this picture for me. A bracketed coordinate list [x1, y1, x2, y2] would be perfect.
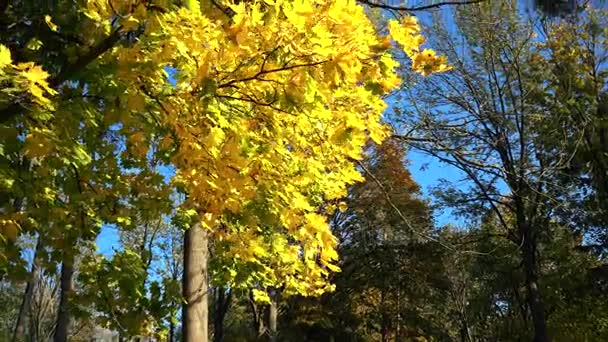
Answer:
[218, 60, 327, 89]
[356, 159, 499, 256]
[357, 0, 486, 12]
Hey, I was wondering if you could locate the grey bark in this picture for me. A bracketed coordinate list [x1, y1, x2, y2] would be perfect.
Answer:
[12, 238, 42, 342]
[53, 256, 74, 342]
[268, 290, 277, 342]
[182, 223, 209, 342]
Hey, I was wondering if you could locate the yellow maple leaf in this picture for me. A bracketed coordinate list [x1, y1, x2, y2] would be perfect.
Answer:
[251, 289, 271, 304]
[412, 48, 452, 76]
[16, 63, 57, 102]
[0, 45, 12, 68]
[121, 17, 140, 32]
[44, 15, 58, 32]
[292, 192, 313, 211]
[0, 219, 20, 242]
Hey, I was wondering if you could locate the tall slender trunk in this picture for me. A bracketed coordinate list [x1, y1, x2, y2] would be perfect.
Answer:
[511, 282, 529, 330]
[213, 287, 232, 342]
[521, 228, 550, 342]
[380, 289, 389, 342]
[12, 239, 42, 342]
[458, 311, 472, 342]
[213, 289, 224, 342]
[169, 255, 180, 342]
[53, 256, 74, 342]
[182, 223, 209, 342]
[248, 291, 266, 339]
[169, 319, 175, 342]
[268, 290, 277, 342]
[395, 286, 400, 342]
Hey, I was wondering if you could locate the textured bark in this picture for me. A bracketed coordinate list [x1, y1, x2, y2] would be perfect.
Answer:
[248, 291, 266, 339]
[169, 240, 181, 342]
[12, 239, 42, 342]
[380, 289, 389, 342]
[522, 229, 550, 342]
[53, 256, 74, 342]
[268, 290, 277, 342]
[182, 223, 209, 342]
[212, 287, 232, 342]
[169, 320, 175, 342]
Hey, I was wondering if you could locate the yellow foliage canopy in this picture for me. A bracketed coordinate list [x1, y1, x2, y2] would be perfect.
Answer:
[1, 0, 450, 298]
[82, 0, 450, 297]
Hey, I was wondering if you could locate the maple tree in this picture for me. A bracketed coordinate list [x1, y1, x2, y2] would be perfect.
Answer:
[0, 0, 451, 341]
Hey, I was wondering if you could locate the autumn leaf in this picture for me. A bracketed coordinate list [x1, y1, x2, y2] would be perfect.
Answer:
[0, 45, 11, 68]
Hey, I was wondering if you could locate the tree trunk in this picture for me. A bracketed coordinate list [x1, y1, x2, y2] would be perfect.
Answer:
[380, 289, 389, 342]
[268, 290, 277, 342]
[12, 238, 42, 342]
[169, 319, 175, 342]
[182, 223, 209, 342]
[213, 287, 232, 342]
[212, 289, 224, 342]
[248, 291, 266, 339]
[54, 256, 74, 342]
[169, 258, 180, 342]
[521, 230, 550, 342]
[511, 282, 529, 330]
[395, 286, 401, 342]
[458, 311, 472, 342]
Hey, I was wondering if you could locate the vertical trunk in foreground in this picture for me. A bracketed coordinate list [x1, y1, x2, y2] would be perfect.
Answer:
[169, 252, 181, 342]
[13, 239, 42, 342]
[213, 287, 232, 342]
[521, 228, 550, 342]
[268, 290, 277, 342]
[182, 223, 209, 342]
[169, 320, 175, 342]
[380, 289, 389, 342]
[248, 291, 266, 339]
[53, 256, 74, 342]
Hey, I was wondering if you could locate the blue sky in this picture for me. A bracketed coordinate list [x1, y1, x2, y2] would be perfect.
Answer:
[407, 151, 465, 225]
[96, 165, 177, 256]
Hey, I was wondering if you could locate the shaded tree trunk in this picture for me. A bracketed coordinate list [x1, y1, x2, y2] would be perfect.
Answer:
[213, 287, 232, 342]
[521, 227, 550, 342]
[458, 311, 472, 342]
[53, 256, 74, 342]
[12, 238, 42, 342]
[169, 241, 181, 342]
[249, 291, 266, 339]
[511, 282, 529, 330]
[268, 289, 277, 342]
[182, 223, 209, 342]
[395, 285, 401, 342]
[169, 320, 175, 342]
[380, 289, 389, 342]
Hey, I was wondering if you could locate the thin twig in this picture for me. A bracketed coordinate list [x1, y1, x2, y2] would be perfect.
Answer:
[357, 0, 486, 12]
[356, 159, 499, 256]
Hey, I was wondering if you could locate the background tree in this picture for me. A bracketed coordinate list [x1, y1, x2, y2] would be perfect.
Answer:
[536, 9, 608, 256]
[276, 140, 454, 341]
[392, 1, 608, 340]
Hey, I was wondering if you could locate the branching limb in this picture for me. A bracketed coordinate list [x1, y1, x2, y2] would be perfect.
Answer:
[357, 0, 486, 12]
